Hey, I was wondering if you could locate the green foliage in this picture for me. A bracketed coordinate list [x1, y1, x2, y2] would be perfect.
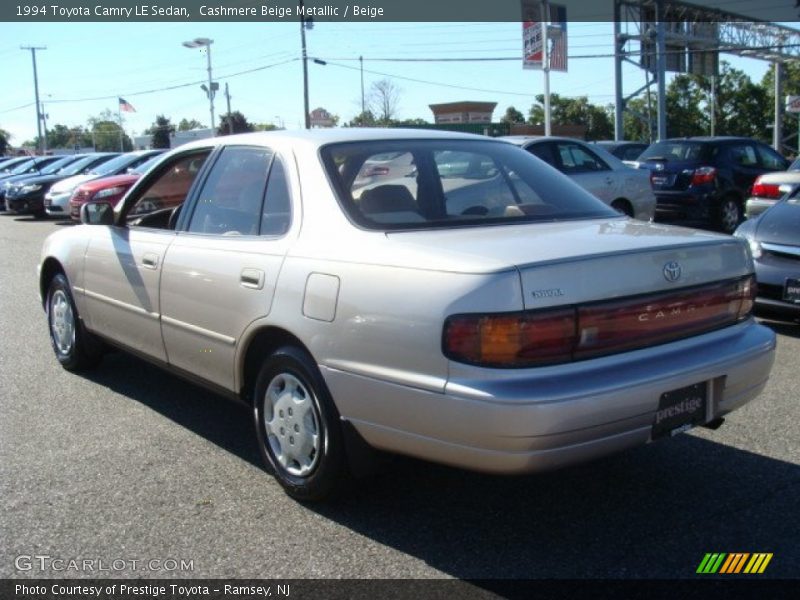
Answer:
[527, 94, 614, 140]
[146, 115, 175, 149]
[346, 110, 377, 127]
[0, 128, 12, 154]
[177, 118, 205, 132]
[217, 111, 255, 136]
[501, 106, 526, 124]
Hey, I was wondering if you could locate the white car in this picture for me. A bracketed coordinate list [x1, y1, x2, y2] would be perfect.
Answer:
[504, 136, 656, 221]
[39, 129, 775, 501]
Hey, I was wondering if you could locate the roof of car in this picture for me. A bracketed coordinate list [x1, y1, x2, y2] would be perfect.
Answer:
[502, 135, 584, 145]
[177, 127, 498, 153]
[662, 136, 754, 143]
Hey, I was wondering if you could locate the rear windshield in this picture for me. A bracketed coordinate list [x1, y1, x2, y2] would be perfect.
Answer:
[321, 139, 615, 230]
[639, 141, 711, 162]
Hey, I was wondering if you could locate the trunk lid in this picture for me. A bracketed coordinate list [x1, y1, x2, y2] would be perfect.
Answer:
[387, 219, 751, 309]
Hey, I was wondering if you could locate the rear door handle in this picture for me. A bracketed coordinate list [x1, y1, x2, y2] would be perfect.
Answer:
[142, 253, 159, 269]
[240, 268, 265, 290]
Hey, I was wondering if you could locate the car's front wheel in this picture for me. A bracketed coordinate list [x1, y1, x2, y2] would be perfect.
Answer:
[715, 197, 741, 234]
[253, 346, 346, 501]
[46, 273, 103, 371]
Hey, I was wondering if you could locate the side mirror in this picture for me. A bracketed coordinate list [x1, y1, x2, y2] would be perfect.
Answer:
[80, 201, 115, 225]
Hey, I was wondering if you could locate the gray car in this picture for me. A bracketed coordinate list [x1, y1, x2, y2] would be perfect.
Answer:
[504, 136, 656, 220]
[39, 129, 775, 501]
[735, 191, 800, 318]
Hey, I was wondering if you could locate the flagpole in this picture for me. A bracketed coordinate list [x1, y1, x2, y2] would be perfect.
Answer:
[542, 1, 551, 137]
[117, 100, 124, 152]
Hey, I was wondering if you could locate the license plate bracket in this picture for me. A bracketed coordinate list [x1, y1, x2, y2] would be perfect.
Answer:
[784, 278, 800, 305]
[652, 382, 707, 440]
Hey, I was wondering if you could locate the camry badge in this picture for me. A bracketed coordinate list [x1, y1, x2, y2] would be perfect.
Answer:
[663, 261, 682, 282]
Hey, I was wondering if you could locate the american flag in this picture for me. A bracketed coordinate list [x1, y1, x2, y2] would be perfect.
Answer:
[118, 97, 136, 113]
[548, 4, 568, 72]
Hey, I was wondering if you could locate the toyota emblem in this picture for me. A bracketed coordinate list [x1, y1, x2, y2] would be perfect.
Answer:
[663, 261, 682, 282]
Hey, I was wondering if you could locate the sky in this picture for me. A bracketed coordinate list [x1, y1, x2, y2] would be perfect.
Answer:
[0, 20, 778, 146]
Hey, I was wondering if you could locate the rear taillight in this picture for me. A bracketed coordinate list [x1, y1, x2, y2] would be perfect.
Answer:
[690, 166, 717, 186]
[443, 276, 755, 368]
[750, 177, 782, 199]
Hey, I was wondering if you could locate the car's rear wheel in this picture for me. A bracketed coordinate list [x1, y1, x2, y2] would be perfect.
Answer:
[611, 199, 634, 217]
[46, 273, 103, 371]
[253, 346, 346, 501]
[715, 197, 741, 234]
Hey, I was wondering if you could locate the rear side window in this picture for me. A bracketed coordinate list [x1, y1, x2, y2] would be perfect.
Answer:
[555, 142, 609, 173]
[639, 142, 709, 162]
[321, 139, 615, 230]
[728, 144, 758, 167]
[756, 145, 788, 171]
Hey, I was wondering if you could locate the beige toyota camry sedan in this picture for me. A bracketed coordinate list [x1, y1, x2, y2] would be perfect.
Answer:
[39, 129, 776, 501]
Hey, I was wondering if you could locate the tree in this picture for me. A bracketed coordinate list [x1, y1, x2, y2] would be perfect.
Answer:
[254, 123, 280, 131]
[0, 128, 12, 155]
[217, 111, 255, 136]
[86, 110, 132, 151]
[501, 106, 525, 124]
[146, 115, 175, 149]
[527, 94, 614, 139]
[698, 63, 768, 141]
[622, 93, 657, 142]
[367, 79, 401, 124]
[665, 74, 706, 138]
[177, 118, 205, 131]
[346, 110, 378, 127]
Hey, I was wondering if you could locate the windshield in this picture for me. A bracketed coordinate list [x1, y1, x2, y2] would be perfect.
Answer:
[321, 139, 616, 231]
[89, 153, 142, 176]
[41, 156, 82, 175]
[9, 159, 40, 174]
[132, 154, 162, 175]
[60, 155, 111, 176]
[639, 141, 710, 162]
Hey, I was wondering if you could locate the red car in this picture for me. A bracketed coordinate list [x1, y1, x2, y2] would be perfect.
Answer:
[68, 153, 164, 221]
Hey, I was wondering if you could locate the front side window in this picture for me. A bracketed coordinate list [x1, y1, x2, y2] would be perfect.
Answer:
[322, 139, 615, 231]
[126, 152, 211, 227]
[556, 143, 609, 174]
[186, 146, 273, 235]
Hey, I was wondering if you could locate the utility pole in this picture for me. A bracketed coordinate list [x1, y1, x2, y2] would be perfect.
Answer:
[21, 45, 46, 153]
[300, 0, 311, 129]
[225, 82, 233, 134]
[360, 55, 365, 116]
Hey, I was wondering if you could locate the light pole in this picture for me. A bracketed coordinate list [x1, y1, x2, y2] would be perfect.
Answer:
[21, 45, 46, 153]
[182, 37, 216, 131]
[300, 1, 312, 129]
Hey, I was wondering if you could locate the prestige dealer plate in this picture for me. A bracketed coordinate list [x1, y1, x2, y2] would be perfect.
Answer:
[652, 382, 707, 440]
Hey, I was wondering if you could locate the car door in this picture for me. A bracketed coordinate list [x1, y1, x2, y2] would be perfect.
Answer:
[159, 146, 294, 391]
[553, 141, 617, 203]
[81, 149, 212, 361]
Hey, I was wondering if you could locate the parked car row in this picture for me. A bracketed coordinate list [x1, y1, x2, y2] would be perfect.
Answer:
[1, 150, 164, 218]
[38, 128, 778, 501]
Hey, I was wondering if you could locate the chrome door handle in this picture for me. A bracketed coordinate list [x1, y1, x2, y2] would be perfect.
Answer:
[142, 253, 159, 269]
[240, 268, 265, 290]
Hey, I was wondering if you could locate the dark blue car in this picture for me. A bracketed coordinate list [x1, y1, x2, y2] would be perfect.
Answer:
[639, 137, 789, 234]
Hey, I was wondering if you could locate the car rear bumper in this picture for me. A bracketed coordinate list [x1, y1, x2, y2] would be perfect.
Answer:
[745, 197, 779, 219]
[323, 320, 775, 474]
[654, 193, 713, 223]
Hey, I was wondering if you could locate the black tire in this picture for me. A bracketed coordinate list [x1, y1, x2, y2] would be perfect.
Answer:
[46, 273, 103, 371]
[715, 197, 741, 234]
[611, 199, 634, 217]
[253, 346, 346, 501]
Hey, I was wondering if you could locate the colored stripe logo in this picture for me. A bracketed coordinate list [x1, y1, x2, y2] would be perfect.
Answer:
[697, 553, 773, 574]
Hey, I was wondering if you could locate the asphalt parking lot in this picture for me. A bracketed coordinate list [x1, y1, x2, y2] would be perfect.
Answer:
[1, 213, 798, 582]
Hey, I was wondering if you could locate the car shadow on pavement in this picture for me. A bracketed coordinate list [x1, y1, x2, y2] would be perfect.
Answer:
[81, 352, 800, 580]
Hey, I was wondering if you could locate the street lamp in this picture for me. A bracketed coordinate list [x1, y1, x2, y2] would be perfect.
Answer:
[182, 37, 216, 131]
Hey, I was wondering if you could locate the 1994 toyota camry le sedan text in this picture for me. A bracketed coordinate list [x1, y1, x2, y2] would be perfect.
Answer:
[39, 129, 776, 500]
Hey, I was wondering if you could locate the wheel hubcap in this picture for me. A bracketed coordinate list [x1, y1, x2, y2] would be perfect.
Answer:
[722, 202, 739, 232]
[263, 373, 320, 477]
[50, 290, 75, 355]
